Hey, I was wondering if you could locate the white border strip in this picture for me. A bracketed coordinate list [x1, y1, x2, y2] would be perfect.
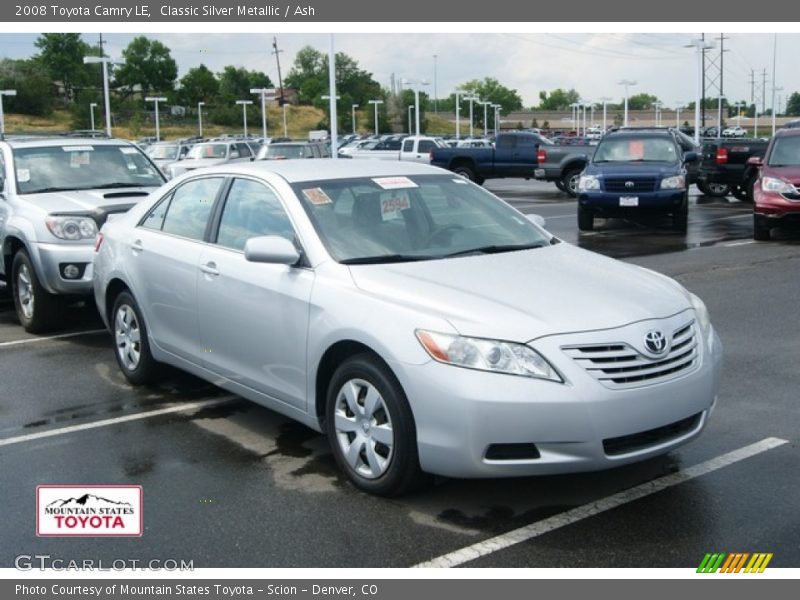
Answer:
[413, 437, 789, 568]
[0, 396, 237, 447]
[0, 329, 106, 348]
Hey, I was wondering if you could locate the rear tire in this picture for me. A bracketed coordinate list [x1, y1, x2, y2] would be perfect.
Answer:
[452, 164, 478, 183]
[577, 205, 594, 231]
[699, 182, 730, 197]
[11, 249, 62, 333]
[555, 180, 567, 192]
[325, 353, 426, 496]
[753, 214, 771, 241]
[111, 291, 161, 385]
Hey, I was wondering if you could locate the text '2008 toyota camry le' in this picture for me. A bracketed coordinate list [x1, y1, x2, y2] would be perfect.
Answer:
[93, 160, 722, 496]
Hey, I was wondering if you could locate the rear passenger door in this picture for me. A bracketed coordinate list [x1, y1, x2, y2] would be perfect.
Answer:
[196, 177, 314, 410]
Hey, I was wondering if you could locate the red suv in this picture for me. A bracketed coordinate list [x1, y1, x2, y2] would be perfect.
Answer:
[751, 128, 800, 240]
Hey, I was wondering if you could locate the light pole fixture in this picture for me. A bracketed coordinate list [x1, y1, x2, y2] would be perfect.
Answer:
[617, 79, 637, 128]
[83, 56, 121, 137]
[368, 99, 384, 136]
[250, 87, 275, 140]
[599, 96, 612, 131]
[89, 102, 97, 131]
[0, 89, 17, 136]
[197, 101, 205, 138]
[145, 96, 167, 142]
[351, 103, 359, 134]
[236, 100, 253, 137]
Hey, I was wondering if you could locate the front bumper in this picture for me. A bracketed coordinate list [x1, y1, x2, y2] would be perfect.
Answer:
[754, 188, 800, 226]
[31, 242, 94, 295]
[393, 319, 722, 479]
[578, 189, 686, 217]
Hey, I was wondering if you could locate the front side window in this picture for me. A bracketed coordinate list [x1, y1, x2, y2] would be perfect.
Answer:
[156, 177, 223, 240]
[768, 136, 800, 166]
[13, 144, 164, 194]
[293, 174, 549, 263]
[215, 178, 295, 251]
[417, 140, 436, 153]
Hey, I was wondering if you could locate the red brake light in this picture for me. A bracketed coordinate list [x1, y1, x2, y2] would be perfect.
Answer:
[537, 149, 547, 162]
[94, 233, 104, 253]
[716, 148, 728, 164]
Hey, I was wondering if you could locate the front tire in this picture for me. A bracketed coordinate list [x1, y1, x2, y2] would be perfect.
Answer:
[11, 249, 62, 333]
[577, 205, 594, 231]
[325, 354, 425, 496]
[672, 197, 689, 232]
[753, 214, 771, 241]
[111, 291, 161, 385]
[562, 168, 582, 197]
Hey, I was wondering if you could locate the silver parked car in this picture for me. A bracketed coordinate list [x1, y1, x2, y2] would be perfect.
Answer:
[93, 160, 722, 495]
[166, 141, 255, 179]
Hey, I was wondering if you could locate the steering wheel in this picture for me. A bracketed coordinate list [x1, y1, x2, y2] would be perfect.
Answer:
[425, 224, 464, 246]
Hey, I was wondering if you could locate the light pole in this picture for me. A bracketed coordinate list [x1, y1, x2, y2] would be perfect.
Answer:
[351, 103, 358, 134]
[89, 102, 97, 131]
[772, 86, 783, 136]
[433, 54, 438, 114]
[403, 79, 429, 137]
[236, 100, 253, 137]
[599, 96, 612, 131]
[570, 102, 580, 134]
[716, 95, 724, 139]
[675, 101, 684, 129]
[250, 87, 273, 140]
[478, 101, 491, 137]
[654, 101, 663, 127]
[465, 94, 479, 138]
[0, 89, 17, 136]
[492, 104, 501, 138]
[368, 99, 383, 136]
[321, 94, 341, 140]
[328, 34, 338, 158]
[617, 80, 637, 128]
[197, 101, 205, 138]
[454, 90, 466, 140]
[407, 105, 414, 134]
[145, 96, 167, 142]
[733, 101, 745, 128]
[686, 38, 715, 143]
[83, 56, 119, 137]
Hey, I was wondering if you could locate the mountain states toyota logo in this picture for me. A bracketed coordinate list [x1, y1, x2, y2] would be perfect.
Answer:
[37, 485, 143, 537]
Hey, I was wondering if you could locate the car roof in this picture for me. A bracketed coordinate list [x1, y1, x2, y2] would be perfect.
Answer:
[2, 137, 137, 149]
[773, 127, 800, 138]
[603, 130, 676, 140]
[192, 158, 446, 183]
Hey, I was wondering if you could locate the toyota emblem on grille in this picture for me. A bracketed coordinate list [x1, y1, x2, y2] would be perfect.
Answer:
[644, 330, 668, 355]
[625, 181, 635, 188]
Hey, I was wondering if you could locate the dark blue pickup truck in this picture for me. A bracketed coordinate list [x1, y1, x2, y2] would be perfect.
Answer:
[429, 132, 544, 184]
[576, 130, 698, 232]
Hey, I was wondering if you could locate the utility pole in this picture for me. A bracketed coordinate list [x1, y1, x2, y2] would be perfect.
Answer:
[272, 37, 288, 138]
[701, 33, 706, 129]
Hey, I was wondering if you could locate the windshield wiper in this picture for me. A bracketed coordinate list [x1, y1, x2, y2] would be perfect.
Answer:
[442, 242, 548, 257]
[23, 186, 82, 194]
[340, 254, 437, 265]
[93, 182, 156, 189]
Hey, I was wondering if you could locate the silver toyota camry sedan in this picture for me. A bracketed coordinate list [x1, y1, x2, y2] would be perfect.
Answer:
[93, 160, 722, 496]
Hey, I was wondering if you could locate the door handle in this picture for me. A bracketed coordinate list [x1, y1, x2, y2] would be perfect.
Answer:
[200, 262, 219, 276]
[131, 240, 143, 253]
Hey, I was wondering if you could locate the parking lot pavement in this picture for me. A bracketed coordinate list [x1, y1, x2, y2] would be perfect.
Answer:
[0, 179, 798, 568]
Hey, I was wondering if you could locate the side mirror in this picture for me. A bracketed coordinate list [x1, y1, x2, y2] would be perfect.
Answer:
[747, 155, 764, 167]
[683, 151, 699, 163]
[526, 214, 546, 228]
[244, 236, 300, 266]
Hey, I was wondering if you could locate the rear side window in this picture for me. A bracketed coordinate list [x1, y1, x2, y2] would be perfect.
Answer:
[215, 178, 295, 251]
[496, 136, 517, 149]
[145, 177, 223, 240]
[403, 140, 414, 153]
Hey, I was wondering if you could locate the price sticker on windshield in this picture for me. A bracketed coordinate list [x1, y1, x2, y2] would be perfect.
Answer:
[381, 194, 411, 221]
[62, 146, 94, 152]
[119, 147, 139, 155]
[302, 187, 333, 205]
[372, 176, 418, 190]
[16, 169, 31, 183]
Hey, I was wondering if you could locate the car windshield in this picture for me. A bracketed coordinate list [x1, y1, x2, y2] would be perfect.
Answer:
[593, 137, 679, 162]
[147, 144, 179, 160]
[13, 144, 165, 194]
[187, 143, 227, 159]
[292, 174, 550, 263]
[767, 136, 800, 166]
[260, 145, 309, 159]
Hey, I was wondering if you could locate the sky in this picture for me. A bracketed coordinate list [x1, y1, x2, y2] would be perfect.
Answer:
[1, 32, 797, 110]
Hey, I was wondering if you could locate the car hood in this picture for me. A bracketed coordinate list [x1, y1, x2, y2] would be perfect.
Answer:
[348, 243, 691, 342]
[586, 161, 680, 178]
[763, 165, 800, 184]
[20, 188, 155, 214]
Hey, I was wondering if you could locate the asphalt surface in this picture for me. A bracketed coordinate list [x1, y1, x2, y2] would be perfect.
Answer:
[1, 179, 798, 569]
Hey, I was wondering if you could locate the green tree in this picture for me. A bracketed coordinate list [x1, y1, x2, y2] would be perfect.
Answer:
[115, 36, 178, 97]
[34, 33, 94, 100]
[786, 92, 800, 116]
[0, 58, 54, 116]
[177, 64, 219, 106]
[217, 66, 272, 103]
[626, 93, 659, 110]
[538, 88, 580, 110]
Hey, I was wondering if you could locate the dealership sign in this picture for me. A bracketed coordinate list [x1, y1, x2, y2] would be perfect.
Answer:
[36, 485, 143, 537]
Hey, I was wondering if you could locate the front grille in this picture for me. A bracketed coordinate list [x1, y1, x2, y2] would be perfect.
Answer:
[604, 177, 659, 193]
[603, 413, 702, 456]
[485, 443, 540, 461]
[563, 321, 698, 389]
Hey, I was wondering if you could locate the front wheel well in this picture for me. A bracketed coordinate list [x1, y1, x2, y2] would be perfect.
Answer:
[3, 237, 26, 281]
[104, 279, 131, 324]
[314, 340, 389, 426]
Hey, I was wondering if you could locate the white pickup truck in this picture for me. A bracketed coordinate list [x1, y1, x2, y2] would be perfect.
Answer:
[342, 136, 448, 163]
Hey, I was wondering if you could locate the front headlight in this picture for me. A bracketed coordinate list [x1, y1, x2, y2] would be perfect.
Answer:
[415, 330, 562, 382]
[660, 175, 686, 190]
[577, 175, 599, 192]
[45, 216, 98, 241]
[689, 293, 711, 337]
[761, 176, 795, 194]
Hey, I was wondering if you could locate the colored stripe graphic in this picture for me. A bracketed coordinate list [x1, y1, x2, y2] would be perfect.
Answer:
[698, 553, 727, 573]
[745, 553, 773, 573]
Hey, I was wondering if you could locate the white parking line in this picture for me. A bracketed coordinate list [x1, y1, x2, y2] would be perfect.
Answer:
[413, 437, 788, 568]
[725, 240, 758, 247]
[0, 329, 107, 348]
[0, 396, 237, 447]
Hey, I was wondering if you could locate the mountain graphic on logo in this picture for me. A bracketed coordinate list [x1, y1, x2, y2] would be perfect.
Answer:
[46, 493, 133, 508]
